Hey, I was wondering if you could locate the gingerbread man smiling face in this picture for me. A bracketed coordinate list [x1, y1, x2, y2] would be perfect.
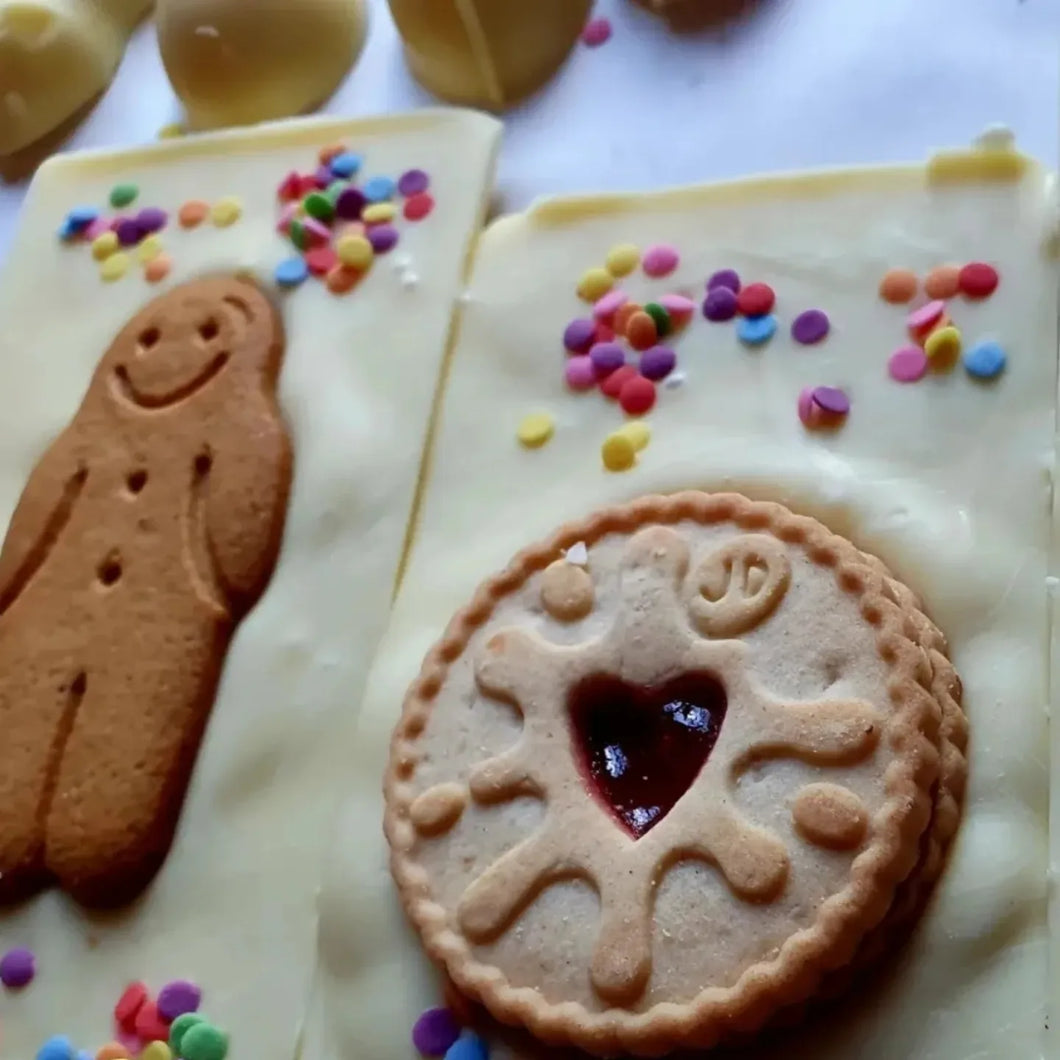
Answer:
[0, 275, 292, 906]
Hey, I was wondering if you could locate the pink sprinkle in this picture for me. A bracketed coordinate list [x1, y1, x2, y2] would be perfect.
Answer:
[593, 290, 628, 321]
[565, 355, 597, 391]
[797, 387, 817, 428]
[642, 244, 680, 278]
[302, 217, 331, 246]
[84, 217, 109, 240]
[581, 16, 612, 46]
[906, 299, 945, 333]
[276, 203, 299, 234]
[888, 345, 929, 383]
[658, 293, 695, 320]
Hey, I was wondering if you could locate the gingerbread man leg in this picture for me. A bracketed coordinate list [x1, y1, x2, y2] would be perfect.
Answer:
[0, 628, 87, 903]
[43, 598, 227, 906]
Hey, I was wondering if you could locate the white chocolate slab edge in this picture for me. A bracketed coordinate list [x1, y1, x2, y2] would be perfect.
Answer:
[308, 138, 1058, 1059]
[0, 108, 500, 1060]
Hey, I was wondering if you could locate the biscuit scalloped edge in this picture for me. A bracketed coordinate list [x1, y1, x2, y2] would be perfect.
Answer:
[384, 491, 945, 1056]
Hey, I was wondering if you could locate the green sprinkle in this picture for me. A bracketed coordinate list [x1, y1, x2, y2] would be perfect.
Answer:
[303, 192, 334, 222]
[325, 180, 347, 205]
[289, 219, 307, 251]
[181, 1022, 229, 1060]
[169, 1013, 205, 1054]
[109, 182, 138, 208]
[644, 302, 672, 337]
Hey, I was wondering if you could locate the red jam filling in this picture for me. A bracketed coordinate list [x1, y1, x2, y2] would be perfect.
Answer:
[568, 671, 727, 838]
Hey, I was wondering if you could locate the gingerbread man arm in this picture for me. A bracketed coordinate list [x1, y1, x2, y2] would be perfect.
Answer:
[0, 432, 88, 616]
[201, 403, 292, 616]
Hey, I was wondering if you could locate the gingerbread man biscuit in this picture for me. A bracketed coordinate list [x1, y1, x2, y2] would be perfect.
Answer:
[0, 276, 291, 906]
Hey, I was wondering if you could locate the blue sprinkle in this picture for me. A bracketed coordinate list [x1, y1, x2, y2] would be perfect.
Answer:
[76, 1051, 93, 1060]
[362, 176, 396, 202]
[963, 339, 1007, 380]
[66, 205, 98, 229]
[36, 1036, 74, 1060]
[274, 256, 309, 288]
[329, 151, 362, 179]
[57, 218, 80, 241]
[736, 313, 777, 346]
[444, 1034, 489, 1060]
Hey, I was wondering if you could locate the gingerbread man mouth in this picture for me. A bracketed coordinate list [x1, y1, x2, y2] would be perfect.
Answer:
[112, 351, 229, 409]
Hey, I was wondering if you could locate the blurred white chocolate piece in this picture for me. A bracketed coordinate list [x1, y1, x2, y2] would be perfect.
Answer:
[0, 0, 150, 155]
[157, 0, 368, 129]
[388, 0, 591, 109]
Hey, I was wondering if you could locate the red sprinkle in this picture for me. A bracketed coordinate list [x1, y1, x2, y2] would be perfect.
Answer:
[277, 172, 302, 201]
[619, 375, 657, 415]
[404, 193, 435, 221]
[305, 245, 339, 276]
[601, 364, 638, 400]
[958, 261, 999, 299]
[594, 323, 615, 344]
[581, 17, 612, 46]
[133, 1000, 170, 1043]
[297, 175, 320, 198]
[114, 981, 148, 1029]
[736, 283, 775, 317]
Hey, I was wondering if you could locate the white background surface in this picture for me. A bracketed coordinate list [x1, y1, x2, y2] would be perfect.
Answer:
[0, 0, 1058, 259]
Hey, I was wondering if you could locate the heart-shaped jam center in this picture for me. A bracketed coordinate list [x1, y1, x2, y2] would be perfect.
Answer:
[568, 671, 727, 838]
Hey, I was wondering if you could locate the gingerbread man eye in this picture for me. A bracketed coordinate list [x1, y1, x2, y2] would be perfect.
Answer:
[138, 326, 161, 353]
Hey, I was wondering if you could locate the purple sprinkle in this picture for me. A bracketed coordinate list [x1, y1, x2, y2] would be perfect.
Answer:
[115, 218, 144, 246]
[335, 187, 366, 220]
[639, 345, 677, 380]
[397, 169, 430, 197]
[791, 309, 830, 345]
[314, 165, 333, 188]
[563, 318, 596, 353]
[367, 224, 399, 253]
[0, 947, 35, 988]
[135, 206, 168, 233]
[589, 341, 625, 375]
[156, 979, 202, 1021]
[412, 1008, 461, 1057]
[811, 386, 850, 415]
[707, 268, 741, 293]
[702, 286, 737, 322]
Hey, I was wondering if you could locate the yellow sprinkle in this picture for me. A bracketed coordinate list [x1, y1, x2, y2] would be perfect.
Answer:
[362, 202, 396, 224]
[577, 266, 613, 302]
[157, 122, 184, 140]
[336, 234, 374, 269]
[136, 235, 163, 263]
[211, 196, 242, 227]
[99, 252, 130, 282]
[139, 1041, 172, 1060]
[601, 431, 636, 472]
[91, 231, 119, 260]
[517, 412, 554, 449]
[618, 419, 651, 452]
[924, 324, 962, 362]
[606, 243, 640, 277]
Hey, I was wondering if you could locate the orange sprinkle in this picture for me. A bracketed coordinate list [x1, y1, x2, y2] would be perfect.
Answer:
[879, 267, 918, 304]
[924, 264, 961, 300]
[625, 311, 658, 351]
[96, 1043, 129, 1060]
[318, 142, 346, 164]
[613, 302, 642, 337]
[326, 264, 361, 294]
[178, 200, 209, 228]
[144, 254, 172, 284]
